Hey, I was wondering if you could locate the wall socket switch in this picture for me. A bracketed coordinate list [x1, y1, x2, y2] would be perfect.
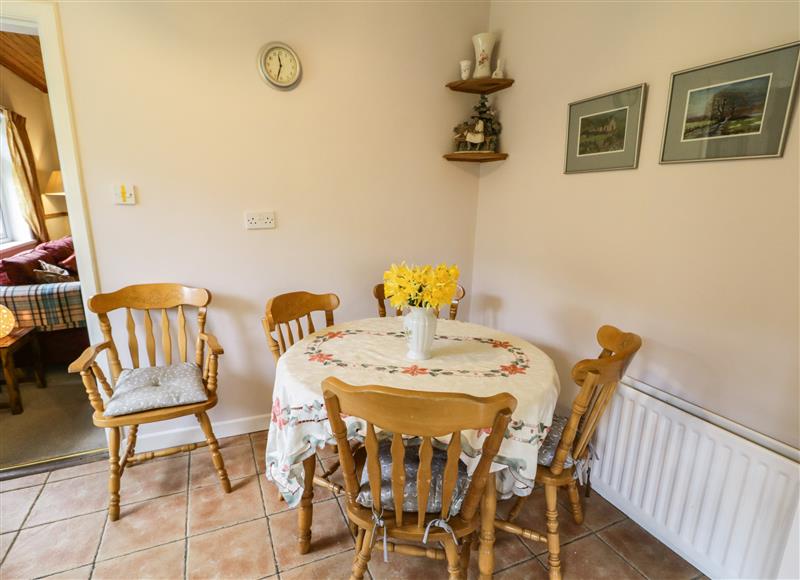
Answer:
[115, 184, 136, 205]
[245, 210, 276, 230]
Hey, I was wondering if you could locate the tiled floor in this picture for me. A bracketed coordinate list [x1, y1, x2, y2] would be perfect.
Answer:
[0, 431, 702, 579]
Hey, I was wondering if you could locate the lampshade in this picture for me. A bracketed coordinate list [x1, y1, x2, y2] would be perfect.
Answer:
[44, 170, 64, 195]
[0, 305, 16, 338]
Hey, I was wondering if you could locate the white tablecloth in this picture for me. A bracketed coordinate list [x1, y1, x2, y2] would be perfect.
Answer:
[265, 317, 560, 506]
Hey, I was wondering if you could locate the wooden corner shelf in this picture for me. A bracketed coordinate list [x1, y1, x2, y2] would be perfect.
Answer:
[446, 78, 514, 95]
[443, 152, 508, 163]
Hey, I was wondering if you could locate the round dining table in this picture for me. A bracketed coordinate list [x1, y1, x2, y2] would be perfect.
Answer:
[265, 316, 560, 541]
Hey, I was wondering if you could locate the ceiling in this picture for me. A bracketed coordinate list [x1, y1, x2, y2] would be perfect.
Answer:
[0, 32, 46, 93]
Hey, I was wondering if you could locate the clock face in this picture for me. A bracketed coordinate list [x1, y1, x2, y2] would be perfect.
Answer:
[259, 43, 301, 89]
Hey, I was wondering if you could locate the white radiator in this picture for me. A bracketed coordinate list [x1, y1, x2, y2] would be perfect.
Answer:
[591, 378, 800, 579]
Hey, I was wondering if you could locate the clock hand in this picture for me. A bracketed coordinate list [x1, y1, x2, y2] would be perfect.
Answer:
[277, 54, 283, 77]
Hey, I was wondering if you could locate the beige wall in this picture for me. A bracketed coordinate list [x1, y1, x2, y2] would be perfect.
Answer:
[471, 2, 800, 446]
[0, 63, 69, 239]
[57, 2, 487, 433]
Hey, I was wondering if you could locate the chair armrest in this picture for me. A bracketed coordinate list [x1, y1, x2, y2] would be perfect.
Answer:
[68, 341, 113, 374]
[199, 332, 224, 355]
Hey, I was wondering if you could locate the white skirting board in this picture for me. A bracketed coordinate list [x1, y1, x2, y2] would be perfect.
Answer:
[591, 378, 799, 579]
[130, 414, 270, 452]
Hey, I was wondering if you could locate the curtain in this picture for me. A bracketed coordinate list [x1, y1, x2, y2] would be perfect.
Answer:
[1, 107, 49, 242]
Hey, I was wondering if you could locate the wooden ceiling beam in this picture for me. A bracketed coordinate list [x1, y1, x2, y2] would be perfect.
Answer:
[0, 32, 47, 93]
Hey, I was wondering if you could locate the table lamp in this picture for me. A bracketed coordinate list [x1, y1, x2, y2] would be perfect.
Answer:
[0, 305, 16, 338]
[44, 170, 64, 196]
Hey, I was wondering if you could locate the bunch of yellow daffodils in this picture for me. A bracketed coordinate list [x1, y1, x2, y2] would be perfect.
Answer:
[383, 262, 460, 310]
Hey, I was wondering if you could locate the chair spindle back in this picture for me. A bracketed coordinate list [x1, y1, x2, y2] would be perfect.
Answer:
[87, 283, 212, 384]
[323, 377, 517, 526]
[373, 283, 466, 320]
[550, 325, 642, 475]
[263, 291, 340, 363]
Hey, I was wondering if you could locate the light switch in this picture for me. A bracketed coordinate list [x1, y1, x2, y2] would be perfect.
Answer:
[115, 184, 136, 205]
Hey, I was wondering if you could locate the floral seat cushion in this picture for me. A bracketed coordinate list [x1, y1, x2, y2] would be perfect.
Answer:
[356, 438, 470, 514]
[537, 414, 575, 468]
[104, 362, 208, 417]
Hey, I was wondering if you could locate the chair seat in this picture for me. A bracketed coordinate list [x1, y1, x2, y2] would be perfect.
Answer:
[537, 414, 575, 468]
[356, 438, 470, 514]
[104, 362, 208, 417]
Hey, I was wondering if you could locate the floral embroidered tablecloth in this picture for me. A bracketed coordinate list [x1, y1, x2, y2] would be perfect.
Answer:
[265, 317, 560, 506]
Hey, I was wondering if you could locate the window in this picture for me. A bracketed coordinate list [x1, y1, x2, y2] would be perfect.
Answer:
[0, 112, 33, 246]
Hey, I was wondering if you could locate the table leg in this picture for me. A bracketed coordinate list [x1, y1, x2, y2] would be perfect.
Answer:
[31, 335, 46, 389]
[298, 453, 316, 554]
[1, 350, 22, 414]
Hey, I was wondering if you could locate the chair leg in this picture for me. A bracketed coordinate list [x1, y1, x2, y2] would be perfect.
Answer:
[544, 483, 562, 580]
[350, 526, 373, 580]
[460, 532, 473, 576]
[478, 472, 497, 580]
[443, 535, 462, 580]
[567, 480, 584, 525]
[195, 412, 231, 493]
[107, 427, 121, 521]
[126, 425, 138, 458]
[507, 494, 526, 522]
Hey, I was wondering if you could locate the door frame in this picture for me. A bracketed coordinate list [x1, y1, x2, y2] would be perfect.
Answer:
[1, 2, 102, 344]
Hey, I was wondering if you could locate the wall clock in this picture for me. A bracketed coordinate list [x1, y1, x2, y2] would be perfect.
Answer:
[258, 42, 302, 89]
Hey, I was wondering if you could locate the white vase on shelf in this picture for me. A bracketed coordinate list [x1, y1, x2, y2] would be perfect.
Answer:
[403, 306, 437, 361]
[472, 32, 497, 79]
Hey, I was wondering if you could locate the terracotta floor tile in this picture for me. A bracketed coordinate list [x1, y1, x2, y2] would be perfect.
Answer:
[260, 476, 291, 515]
[559, 487, 626, 531]
[48, 460, 108, 482]
[0, 486, 41, 532]
[119, 455, 188, 505]
[599, 519, 699, 579]
[253, 438, 267, 474]
[269, 499, 353, 570]
[250, 430, 268, 443]
[1, 530, 16, 561]
[494, 557, 549, 579]
[45, 564, 93, 579]
[97, 493, 187, 560]
[281, 549, 357, 580]
[92, 540, 185, 580]
[187, 518, 275, 579]
[497, 488, 591, 555]
[538, 534, 642, 579]
[0, 473, 47, 492]
[0, 511, 105, 578]
[191, 443, 256, 488]
[188, 475, 263, 536]
[216, 434, 253, 449]
[25, 472, 108, 526]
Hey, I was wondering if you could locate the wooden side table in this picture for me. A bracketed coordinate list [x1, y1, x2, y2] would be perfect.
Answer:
[0, 328, 46, 414]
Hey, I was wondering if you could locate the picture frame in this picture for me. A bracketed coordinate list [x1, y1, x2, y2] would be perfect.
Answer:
[564, 83, 647, 174]
[660, 41, 800, 164]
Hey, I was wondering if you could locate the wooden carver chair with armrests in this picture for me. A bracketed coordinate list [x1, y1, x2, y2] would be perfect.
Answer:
[323, 377, 518, 580]
[493, 325, 642, 579]
[373, 283, 467, 320]
[68, 284, 231, 521]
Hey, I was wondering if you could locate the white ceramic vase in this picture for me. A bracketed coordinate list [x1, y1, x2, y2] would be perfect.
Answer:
[403, 306, 437, 361]
[472, 32, 496, 79]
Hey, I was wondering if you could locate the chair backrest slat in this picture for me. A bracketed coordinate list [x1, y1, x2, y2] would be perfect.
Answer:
[550, 325, 642, 475]
[322, 378, 516, 528]
[125, 308, 139, 369]
[373, 283, 466, 320]
[86, 284, 212, 382]
[390, 433, 405, 526]
[161, 308, 171, 365]
[177, 305, 187, 363]
[440, 431, 461, 520]
[264, 292, 340, 363]
[365, 422, 382, 513]
[416, 436, 433, 527]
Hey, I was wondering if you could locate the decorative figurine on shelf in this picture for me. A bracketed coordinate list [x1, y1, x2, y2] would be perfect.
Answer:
[472, 32, 496, 78]
[459, 60, 472, 80]
[492, 58, 506, 79]
[453, 94, 502, 152]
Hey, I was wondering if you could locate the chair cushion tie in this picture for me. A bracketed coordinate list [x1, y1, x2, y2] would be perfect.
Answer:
[422, 517, 459, 550]
[370, 509, 389, 562]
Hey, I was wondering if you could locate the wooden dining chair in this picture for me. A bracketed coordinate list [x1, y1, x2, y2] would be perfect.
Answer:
[323, 377, 517, 580]
[68, 283, 231, 521]
[493, 325, 642, 580]
[373, 283, 467, 320]
[263, 291, 340, 363]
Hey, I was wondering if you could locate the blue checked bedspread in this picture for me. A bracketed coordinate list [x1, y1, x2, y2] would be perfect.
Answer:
[0, 281, 86, 332]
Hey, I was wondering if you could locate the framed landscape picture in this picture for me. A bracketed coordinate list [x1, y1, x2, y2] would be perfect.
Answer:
[565, 84, 647, 173]
[661, 42, 800, 163]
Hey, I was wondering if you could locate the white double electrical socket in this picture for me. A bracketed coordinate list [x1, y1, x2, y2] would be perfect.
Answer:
[245, 211, 276, 230]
